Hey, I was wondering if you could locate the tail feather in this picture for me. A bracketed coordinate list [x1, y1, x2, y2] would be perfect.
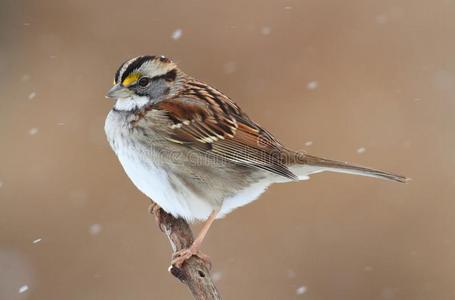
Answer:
[289, 153, 409, 183]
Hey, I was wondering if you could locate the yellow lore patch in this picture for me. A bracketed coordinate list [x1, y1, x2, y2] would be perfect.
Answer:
[122, 72, 141, 86]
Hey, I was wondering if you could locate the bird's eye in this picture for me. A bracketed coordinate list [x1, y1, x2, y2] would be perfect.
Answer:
[138, 77, 151, 87]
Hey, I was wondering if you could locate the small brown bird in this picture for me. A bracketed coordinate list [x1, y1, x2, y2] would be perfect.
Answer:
[104, 55, 407, 267]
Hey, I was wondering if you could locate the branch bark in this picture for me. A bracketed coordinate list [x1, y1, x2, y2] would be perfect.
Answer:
[150, 203, 222, 300]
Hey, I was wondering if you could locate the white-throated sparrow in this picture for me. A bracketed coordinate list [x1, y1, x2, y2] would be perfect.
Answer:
[105, 55, 407, 266]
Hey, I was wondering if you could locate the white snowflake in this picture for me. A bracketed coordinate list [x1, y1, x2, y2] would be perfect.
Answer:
[171, 29, 183, 40]
[89, 224, 102, 235]
[296, 286, 307, 295]
[18, 285, 29, 293]
[28, 92, 36, 100]
[33, 238, 42, 244]
[305, 141, 313, 146]
[28, 128, 39, 135]
[307, 81, 318, 90]
[356, 147, 366, 154]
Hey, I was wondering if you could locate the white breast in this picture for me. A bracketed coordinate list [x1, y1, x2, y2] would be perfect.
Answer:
[105, 110, 215, 221]
[105, 109, 274, 222]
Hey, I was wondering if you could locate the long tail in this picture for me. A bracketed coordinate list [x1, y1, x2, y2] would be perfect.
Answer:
[288, 152, 408, 183]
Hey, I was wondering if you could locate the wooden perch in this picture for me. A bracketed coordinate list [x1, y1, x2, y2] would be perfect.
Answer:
[149, 203, 222, 300]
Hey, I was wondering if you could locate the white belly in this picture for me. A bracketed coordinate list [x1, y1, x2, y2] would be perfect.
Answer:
[106, 110, 273, 222]
[117, 148, 272, 221]
[116, 148, 216, 222]
[218, 179, 271, 218]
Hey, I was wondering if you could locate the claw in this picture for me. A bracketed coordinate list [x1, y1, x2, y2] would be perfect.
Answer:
[171, 248, 212, 269]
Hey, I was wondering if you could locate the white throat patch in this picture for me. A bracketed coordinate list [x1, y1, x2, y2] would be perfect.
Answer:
[114, 95, 149, 111]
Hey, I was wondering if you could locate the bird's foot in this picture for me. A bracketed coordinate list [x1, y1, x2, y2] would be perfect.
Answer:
[171, 246, 211, 269]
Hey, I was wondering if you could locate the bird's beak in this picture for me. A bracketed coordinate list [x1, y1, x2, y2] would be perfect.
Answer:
[105, 84, 133, 99]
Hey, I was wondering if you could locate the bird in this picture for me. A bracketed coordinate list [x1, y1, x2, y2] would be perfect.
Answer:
[104, 55, 408, 267]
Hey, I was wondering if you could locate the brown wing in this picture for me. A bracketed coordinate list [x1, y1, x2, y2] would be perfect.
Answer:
[152, 82, 297, 180]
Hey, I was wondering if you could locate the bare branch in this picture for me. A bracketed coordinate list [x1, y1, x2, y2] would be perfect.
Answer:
[150, 203, 222, 300]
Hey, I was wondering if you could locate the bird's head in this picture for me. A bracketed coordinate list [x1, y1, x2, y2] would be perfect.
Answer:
[106, 55, 181, 111]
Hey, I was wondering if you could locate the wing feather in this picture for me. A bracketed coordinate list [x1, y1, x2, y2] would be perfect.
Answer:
[149, 81, 297, 180]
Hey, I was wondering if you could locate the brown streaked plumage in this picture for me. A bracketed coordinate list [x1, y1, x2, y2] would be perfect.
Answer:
[105, 55, 408, 267]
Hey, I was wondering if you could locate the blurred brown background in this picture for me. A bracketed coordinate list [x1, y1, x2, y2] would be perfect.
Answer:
[1, 0, 454, 299]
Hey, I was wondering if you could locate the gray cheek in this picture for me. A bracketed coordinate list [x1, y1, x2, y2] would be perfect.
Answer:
[147, 80, 170, 99]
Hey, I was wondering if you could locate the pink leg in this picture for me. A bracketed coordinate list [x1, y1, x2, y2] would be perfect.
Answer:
[171, 210, 218, 268]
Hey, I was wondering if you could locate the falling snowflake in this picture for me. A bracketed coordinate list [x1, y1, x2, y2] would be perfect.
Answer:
[28, 92, 36, 100]
[89, 224, 102, 235]
[33, 238, 42, 244]
[356, 147, 366, 154]
[306, 81, 318, 90]
[171, 29, 183, 40]
[28, 128, 39, 135]
[18, 285, 29, 293]
[305, 141, 313, 146]
[296, 286, 307, 295]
